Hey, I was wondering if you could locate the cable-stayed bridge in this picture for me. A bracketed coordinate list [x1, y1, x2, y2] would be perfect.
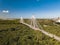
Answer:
[20, 16, 60, 42]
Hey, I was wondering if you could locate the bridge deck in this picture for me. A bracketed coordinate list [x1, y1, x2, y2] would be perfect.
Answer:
[21, 22, 60, 42]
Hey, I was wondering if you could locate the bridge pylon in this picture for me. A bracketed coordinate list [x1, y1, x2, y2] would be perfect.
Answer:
[31, 16, 39, 28]
[20, 17, 24, 23]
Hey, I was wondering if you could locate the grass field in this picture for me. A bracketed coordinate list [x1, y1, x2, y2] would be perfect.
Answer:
[0, 19, 60, 45]
[37, 19, 60, 37]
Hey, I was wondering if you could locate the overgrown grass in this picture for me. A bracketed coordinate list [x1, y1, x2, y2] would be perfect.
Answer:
[38, 19, 60, 37]
[0, 19, 60, 45]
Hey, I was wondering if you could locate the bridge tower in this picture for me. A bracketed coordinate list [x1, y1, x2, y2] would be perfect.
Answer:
[31, 16, 39, 28]
[20, 17, 24, 23]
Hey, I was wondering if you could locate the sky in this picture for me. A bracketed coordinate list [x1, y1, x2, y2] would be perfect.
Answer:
[0, 0, 60, 18]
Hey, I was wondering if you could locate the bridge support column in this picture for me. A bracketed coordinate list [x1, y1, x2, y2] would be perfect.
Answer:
[31, 16, 39, 28]
[20, 17, 24, 23]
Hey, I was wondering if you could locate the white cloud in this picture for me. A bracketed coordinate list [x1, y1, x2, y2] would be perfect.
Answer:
[2, 10, 9, 13]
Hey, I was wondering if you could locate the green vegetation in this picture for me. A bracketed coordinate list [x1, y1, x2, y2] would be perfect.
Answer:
[0, 19, 60, 45]
[38, 19, 60, 37]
